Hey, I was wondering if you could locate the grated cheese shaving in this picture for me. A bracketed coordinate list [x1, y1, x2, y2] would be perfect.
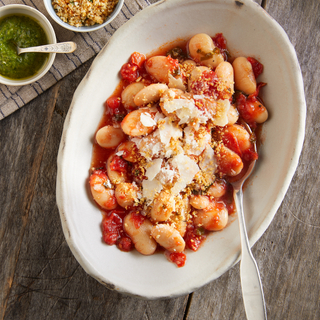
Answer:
[154, 111, 165, 123]
[140, 112, 157, 127]
[142, 179, 163, 201]
[145, 159, 163, 181]
[115, 150, 124, 156]
[157, 165, 176, 185]
[170, 154, 200, 195]
[199, 145, 217, 177]
[159, 117, 182, 146]
[168, 74, 186, 91]
[183, 126, 211, 156]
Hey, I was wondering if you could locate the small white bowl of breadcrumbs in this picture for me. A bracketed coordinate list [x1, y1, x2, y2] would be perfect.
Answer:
[44, 0, 124, 32]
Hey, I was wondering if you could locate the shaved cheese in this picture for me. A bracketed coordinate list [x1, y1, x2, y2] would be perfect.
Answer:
[115, 150, 124, 156]
[158, 117, 182, 145]
[171, 154, 200, 194]
[154, 111, 165, 123]
[145, 159, 163, 181]
[133, 131, 162, 161]
[197, 112, 209, 124]
[157, 165, 176, 185]
[183, 126, 211, 156]
[140, 112, 156, 127]
[200, 97, 216, 117]
[161, 97, 209, 126]
[176, 106, 200, 125]
[193, 94, 205, 99]
[162, 98, 195, 114]
[142, 179, 163, 201]
[164, 147, 174, 158]
[132, 181, 142, 199]
[168, 89, 176, 99]
[168, 74, 186, 91]
[152, 142, 162, 157]
[164, 141, 183, 158]
[131, 137, 142, 148]
[199, 146, 217, 177]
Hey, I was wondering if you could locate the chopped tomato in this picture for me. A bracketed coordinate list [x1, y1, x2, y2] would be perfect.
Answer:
[220, 127, 258, 163]
[247, 57, 264, 79]
[248, 82, 266, 100]
[235, 82, 266, 128]
[109, 155, 128, 172]
[102, 210, 125, 245]
[212, 33, 229, 60]
[130, 52, 146, 68]
[104, 96, 126, 122]
[190, 70, 219, 97]
[191, 69, 231, 100]
[167, 252, 186, 268]
[130, 211, 145, 229]
[117, 236, 134, 252]
[184, 224, 206, 251]
[165, 55, 180, 71]
[106, 96, 121, 110]
[212, 33, 227, 50]
[120, 62, 139, 82]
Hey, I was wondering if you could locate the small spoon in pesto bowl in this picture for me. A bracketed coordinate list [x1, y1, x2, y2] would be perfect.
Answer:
[14, 41, 77, 55]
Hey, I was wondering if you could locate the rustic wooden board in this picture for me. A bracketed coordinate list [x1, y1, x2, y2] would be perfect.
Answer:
[1, 0, 319, 319]
[0, 83, 60, 319]
[186, 0, 320, 319]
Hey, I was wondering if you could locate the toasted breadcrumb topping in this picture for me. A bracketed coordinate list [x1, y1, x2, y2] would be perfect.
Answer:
[52, 0, 118, 27]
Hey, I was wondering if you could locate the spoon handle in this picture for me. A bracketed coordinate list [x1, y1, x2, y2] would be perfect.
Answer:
[18, 42, 77, 54]
[234, 188, 267, 320]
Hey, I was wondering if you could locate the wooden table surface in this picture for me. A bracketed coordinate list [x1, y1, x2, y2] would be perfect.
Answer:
[1, 0, 319, 319]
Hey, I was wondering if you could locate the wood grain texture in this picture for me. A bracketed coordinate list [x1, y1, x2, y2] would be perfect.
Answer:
[0, 84, 60, 319]
[1, 0, 319, 319]
[186, 0, 320, 319]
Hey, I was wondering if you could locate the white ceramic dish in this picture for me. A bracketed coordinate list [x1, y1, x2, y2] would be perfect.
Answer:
[57, 0, 306, 299]
[43, 0, 124, 32]
[0, 4, 56, 86]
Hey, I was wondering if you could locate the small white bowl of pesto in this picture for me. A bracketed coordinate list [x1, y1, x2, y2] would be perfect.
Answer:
[0, 4, 56, 86]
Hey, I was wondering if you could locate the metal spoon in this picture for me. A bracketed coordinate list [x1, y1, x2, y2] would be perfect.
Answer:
[16, 41, 77, 55]
[230, 123, 267, 320]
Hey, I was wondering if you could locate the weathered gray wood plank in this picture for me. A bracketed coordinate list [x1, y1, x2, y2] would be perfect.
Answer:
[185, 0, 320, 319]
[0, 84, 60, 319]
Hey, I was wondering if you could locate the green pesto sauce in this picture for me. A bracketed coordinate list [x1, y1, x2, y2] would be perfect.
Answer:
[0, 15, 48, 80]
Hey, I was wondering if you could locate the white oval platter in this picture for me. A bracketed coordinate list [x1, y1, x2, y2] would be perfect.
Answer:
[56, 0, 306, 299]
